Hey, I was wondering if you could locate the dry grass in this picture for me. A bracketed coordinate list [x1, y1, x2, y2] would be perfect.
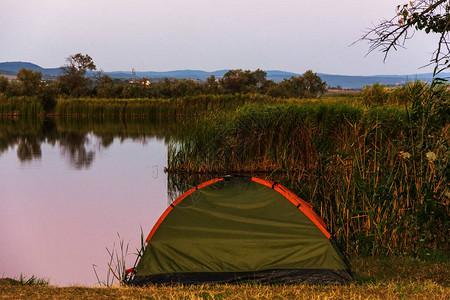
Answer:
[1, 281, 447, 299]
[1, 257, 448, 299]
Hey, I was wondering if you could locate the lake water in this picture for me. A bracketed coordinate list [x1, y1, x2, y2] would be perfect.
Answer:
[0, 118, 181, 286]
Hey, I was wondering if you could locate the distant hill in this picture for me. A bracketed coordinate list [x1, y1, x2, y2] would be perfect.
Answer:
[0, 61, 61, 78]
[0, 61, 45, 72]
[317, 73, 438, 89]
[1, 61, 445, 89]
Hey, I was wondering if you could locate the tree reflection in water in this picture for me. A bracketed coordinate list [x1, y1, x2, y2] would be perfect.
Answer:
[0, 117, 183, 169]
[58, 132, 95, 169]
[17, 136, 42, 161]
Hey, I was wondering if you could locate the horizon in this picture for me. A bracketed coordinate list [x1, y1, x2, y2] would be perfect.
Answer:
[0, 0, 440, 76]
[0, 60, 441, 78]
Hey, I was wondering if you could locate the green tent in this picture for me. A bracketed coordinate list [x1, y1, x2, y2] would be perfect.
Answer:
[130, 176, 351, 285]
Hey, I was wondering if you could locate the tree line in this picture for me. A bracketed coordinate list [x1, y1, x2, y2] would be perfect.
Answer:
[0, 53, 327, 106]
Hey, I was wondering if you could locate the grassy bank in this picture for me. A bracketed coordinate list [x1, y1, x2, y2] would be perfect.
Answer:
[0, 94, 279, 117]
[0, 95, 44, 116]
[1, 257, 448, 299]
[0, 93, 366, 118]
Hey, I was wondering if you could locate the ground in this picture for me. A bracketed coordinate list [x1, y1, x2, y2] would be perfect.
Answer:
[0, 256, 448, 299]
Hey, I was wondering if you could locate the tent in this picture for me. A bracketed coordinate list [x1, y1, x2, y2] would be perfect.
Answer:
[129, 176, 351, 285]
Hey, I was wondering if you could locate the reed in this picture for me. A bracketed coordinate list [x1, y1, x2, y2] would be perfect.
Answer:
[0, 95, 44, 116]
[362, 80, 448, 106]
[167, 98, 449, 256]
[93, 233, 131, 287]
[54, 94, 277, 117]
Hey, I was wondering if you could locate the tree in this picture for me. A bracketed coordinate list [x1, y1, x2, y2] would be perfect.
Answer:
[220, 69, 268, 93]
[58, 53, 96, 96]
[0, 75, 9, 93]
[360, 0, 450, 74]
[301, 70, 327, 97]
[96, 74, 115, 98]
[266, 71, 326, 98]
[17, 68, 42, 96]
[204, 75, 220, 94]
[267, 79, 295, 98]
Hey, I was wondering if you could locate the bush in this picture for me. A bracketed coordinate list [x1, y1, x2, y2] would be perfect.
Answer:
[38, 84, 58, 112]
[362, 83, 389, 105]
[0, 75, 9, 93]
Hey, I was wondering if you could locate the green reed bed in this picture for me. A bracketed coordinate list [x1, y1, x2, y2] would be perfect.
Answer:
[54, 94, 277, 117]
[167, 103, 408, 174]
[0, 95, 44, 116]
[167, 100, 449, 256]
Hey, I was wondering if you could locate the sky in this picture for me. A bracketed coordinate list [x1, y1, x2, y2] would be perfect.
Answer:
[0, 0, 439, 75]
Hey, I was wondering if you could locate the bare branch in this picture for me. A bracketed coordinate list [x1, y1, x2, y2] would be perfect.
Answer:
[358, 0, 450, 73]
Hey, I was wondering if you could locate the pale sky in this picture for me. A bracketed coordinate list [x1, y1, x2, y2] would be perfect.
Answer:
[0, 0, 439, 75]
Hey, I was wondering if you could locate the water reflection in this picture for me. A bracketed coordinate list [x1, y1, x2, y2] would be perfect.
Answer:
[0, 117, 179, 286]
[0, 117, 185, 169]
[0, 117, 203, 202]
[17, 136, 42, 161]
[59, 132, 96, 169]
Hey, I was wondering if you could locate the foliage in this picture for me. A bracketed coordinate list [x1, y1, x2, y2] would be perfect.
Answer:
[362, 80, 449, 106]
[16, 68, 42, 96]
[54, 94, 276, 117]
[204, 75, 220, 94]
[219, 69, 268, 94]
[0, 69, 57, 113]
[95, 74, 116, 98]
[38, 82, 58, 112]
[0, 75, 9, 93]
[3, 53, 329, 100]
[73, 68, 326, 99]
[58, 53, 96, 97]
[362, 83, 389, 105]
[267, 70, 327, 98]
[0, 94, 44, 116]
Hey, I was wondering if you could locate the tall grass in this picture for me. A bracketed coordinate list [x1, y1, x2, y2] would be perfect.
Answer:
[0, 95, 44, 116]
[54, 94, 277, 117]
[362, 81, 447, 106]
[167, 96, 448, 256]
[93, 233, 131, 287]
[1, 93, 279, 117]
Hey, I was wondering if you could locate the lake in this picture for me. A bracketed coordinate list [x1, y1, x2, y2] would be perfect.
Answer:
[0, 118, 182, 286]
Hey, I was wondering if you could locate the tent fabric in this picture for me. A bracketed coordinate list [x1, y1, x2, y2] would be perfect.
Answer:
[131, 176, 351, 285]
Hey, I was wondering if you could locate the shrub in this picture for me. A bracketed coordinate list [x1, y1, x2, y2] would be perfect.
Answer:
[362, 83, 389, 105]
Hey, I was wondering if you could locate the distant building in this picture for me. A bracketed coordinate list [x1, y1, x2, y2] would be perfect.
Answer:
[129, 78, 151, 86]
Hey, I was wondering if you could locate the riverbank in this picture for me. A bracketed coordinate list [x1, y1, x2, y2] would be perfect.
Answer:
[1, 257, 448, 299]
[0, 94, 283, 117]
